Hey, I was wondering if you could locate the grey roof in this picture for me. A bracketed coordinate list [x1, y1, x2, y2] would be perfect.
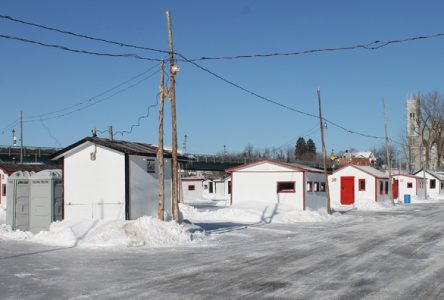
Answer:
[51, 137, 191, 161]
[288, 162, 324, 173]
[414, 169, 444, 181]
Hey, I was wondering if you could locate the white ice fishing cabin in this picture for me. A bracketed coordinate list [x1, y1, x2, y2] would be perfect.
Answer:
[392, 173, 426, 201]
[51, 137, 189, 221]
[226, 160, 326, 211]
[181, 177, 205, 203]
[329, 164, 391, 210]
[413, 170, 444, 198]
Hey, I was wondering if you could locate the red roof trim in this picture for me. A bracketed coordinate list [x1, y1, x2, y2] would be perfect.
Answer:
[332, 163, 388, 179]
[225, 159, 308, 173]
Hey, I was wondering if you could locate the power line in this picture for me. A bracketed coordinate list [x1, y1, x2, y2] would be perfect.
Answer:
[23, 69, 160, 123]
[0, 33, 163, 62]
[39, 119, 63, 147]
[3, 14, 444, 63]
[27, 62, 161, 120]
[0, 117, 20, 134]
[177, 53, 385, 140]
[97, 92, 160, 137]
[0, 14, 169, 54]
[187, 33, 444, 61]
[0, 14, 416, 141]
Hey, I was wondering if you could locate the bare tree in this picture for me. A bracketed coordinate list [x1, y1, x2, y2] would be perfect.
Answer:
[415, 91, 444, 170]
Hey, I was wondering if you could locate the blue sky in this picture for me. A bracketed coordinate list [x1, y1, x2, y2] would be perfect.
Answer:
[1, 1, 443, 156]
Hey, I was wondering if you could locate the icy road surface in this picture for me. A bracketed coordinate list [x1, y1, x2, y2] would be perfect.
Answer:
[1, 202, 444, 299]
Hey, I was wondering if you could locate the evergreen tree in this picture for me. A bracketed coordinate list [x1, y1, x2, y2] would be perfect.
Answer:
[295, 137, 307, 160]
[306, 138, 317, 161]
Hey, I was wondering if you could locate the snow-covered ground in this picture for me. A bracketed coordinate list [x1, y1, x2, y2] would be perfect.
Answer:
[2, 201, 444, 299]
[2, 194, 443, 249]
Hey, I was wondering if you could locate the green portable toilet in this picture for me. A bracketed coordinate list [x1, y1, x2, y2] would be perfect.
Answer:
[29, 170, 63, 233]
[6, 171, 32, 231]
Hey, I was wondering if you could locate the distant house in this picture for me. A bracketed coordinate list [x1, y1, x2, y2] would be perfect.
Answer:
[0, 163, 54, 208]
[413, 170, 444, 198]
[226, 160, 326, 212]
[181, 177, 205, 203]
[337, 151, 376, 166]
[392, 173, 426, 201]
[329, 164, 391, 210]
[51, 137, 189, 221]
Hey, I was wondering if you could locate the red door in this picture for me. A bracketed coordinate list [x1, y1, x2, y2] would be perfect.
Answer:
[392, 179, 399, 199]
[341, 176, 355, 205]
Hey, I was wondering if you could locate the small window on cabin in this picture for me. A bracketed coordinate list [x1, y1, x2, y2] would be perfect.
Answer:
[1, 184, 5, 197]
[380, 181, 384, 195]
[430, 179, 436, 189]
[314, 182, 320, 192]
[385, 181, 389, 194]
[188, 185, 195, 191]
[441, 182, 444, 190]
[307, 181, 313, 192]
[203, 184, 208, 190]
[407, 182, 413, 189]
[358, 179, 366, 191]
[320, 182, 326, 192]
[277, 181, 295, 193]
[228, 181, 231, 194]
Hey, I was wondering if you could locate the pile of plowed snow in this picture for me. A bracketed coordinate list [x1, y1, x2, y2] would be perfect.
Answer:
[0, 217, 204, 248]
[180, 203, 342, 224]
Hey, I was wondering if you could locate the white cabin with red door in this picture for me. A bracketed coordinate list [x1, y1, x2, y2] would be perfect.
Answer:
[392, 173, 426, 201]
[328, 164, 391, 210]
[226, 160, 326, 212]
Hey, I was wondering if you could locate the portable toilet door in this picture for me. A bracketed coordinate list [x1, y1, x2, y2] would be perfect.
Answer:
[6, 171, 32, 231]
[29, 170, 63, 233]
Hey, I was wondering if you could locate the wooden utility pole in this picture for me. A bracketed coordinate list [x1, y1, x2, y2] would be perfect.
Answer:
[157, 60, 165, 221]
[382, 98, 394, 206]
[108, 125, 113, 141]
[20, 111, 23, 164]
[166, 11, 180, 222]
[317, 88, 331, 214]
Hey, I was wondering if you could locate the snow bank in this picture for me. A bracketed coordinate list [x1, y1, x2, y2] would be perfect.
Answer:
[0, 206, 5, 224]
[180, 203, 340, 224]
[409, 194, 444, 204]
[354, 199, 393, 211]
[0, 224, 32, 240]
[0, 217, 205, 248]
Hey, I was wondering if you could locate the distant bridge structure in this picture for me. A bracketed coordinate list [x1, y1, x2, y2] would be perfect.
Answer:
[182, 154, 335, 172]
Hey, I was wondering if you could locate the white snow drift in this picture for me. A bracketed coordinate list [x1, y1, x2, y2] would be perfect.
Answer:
[0, 216, 204, 248]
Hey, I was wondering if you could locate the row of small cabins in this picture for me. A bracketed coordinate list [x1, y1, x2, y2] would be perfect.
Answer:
[1, 136, 444, 232]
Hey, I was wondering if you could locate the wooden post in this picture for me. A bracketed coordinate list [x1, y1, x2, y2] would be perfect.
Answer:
[166, 11, 180, 222]
[157, 60, 165, 221]
[108, 125, 113, 141]
[317, 88, 331, 214]
[382, 97, 394, 206]
[20, 111, 23, 164]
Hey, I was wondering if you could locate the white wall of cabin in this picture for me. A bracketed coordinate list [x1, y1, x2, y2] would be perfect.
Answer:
[231, 171, 304, 211]
[64, 143, 126, 220]
[329, 166, 383, 210]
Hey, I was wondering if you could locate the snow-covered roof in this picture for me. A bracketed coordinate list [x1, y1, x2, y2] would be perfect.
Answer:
[356, 165, 388, 178]
[414, 169, 444, 181]
[351, 151, 374, 159]
[333, 164, 388, 178]
[31, 169, 63, 179]
[226, 159, 323, 173]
